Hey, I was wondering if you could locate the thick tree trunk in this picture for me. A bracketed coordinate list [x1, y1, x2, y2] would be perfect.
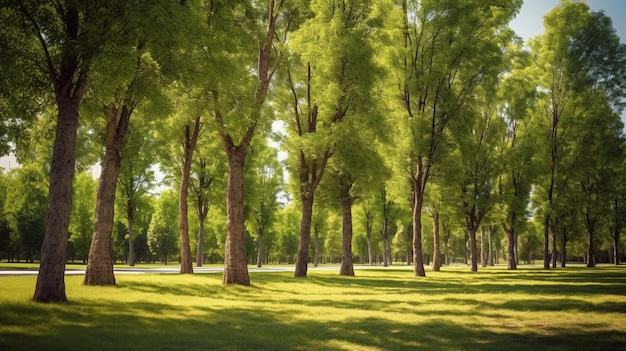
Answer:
[223, 147, 250, 285]
[432, 212, 441, 271]
[33, 98, 79, 302]
[412, 178, 426, 277]
[256, 228, 264, 268]
[295, 196, 314, 277]
[339, 199, 354, 276]
[469, 226, 478, 272]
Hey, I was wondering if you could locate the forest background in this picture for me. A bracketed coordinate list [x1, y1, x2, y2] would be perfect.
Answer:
[1, 0, 626, 304]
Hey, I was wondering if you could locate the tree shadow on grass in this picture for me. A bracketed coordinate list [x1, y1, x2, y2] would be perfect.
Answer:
[1, 300, 625, 351]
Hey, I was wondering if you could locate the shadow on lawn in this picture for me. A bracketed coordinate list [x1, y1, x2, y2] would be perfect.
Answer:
[1, 299, 625, 351]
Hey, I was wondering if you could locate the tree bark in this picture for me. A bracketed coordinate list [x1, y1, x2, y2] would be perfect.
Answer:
[366, 211, 373, 266]
[586, 228, 595, 268]
[222, 145, 250, 285]
[502, 222, 517, 270]
[295, 196, 314, 277]
[84, 103, 130, 286]
[382, 219, 389, 267]
[339, 198, 354, 276]
[432, 212, 441, 271]
[543, 216, 551, 269]
[179, 117, 200, 274]
[256, 227, 264, 268]
[480, 226, 486, 267]
[469, 226, 478, 272]
[197, 219, 205, 267]
[33, 97, 79, 302]
[412, 174, 426, 277]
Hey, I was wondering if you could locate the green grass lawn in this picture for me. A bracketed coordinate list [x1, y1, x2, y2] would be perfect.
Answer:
[1, 265, 625, 350]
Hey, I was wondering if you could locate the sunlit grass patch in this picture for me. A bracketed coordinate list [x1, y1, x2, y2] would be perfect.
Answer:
[1, 265, 625, 350]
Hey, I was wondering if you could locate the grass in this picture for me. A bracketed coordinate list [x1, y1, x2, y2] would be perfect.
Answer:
[1, 265, 625, 350]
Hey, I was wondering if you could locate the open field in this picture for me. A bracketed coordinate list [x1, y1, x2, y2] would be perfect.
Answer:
[1, 265, 625, 350]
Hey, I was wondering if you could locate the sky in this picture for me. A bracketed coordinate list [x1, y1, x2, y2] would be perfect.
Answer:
[1, 0, 626, 173]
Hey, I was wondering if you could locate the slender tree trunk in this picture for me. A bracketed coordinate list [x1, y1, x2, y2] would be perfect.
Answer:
[382, 219, 389, 267]
[366, 212, 373, 266]
[586, 228, 595, 268]
[256, 228, 264, 268]
[543, 216, 551, 269]
[613, 234, 621, 265]
[295, 196, 314, 277]
[488, 226, 494, 266]
[34, 98, 79, 302]
[313, 222, 320, 267]
[179, 118, 200, 274]
[128, 216, 134, 266]
[432, 212, 441, 271]
[480, 226, 487, 267]
[469, 226, 478, 272]
[340, 199, 354, 276]
[551, 227, 558, 268]
[196, 218, 205, 267]
[561, 235, 567, 268]
[222, 146, 250, 285]
[412, 178, 426, 277]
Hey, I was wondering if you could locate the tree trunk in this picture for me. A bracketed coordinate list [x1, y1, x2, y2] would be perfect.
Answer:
[551, 227, 558, 268]
[256, 227, 264, 268]
[366, 211, 373, 266]
[469, 226, 478, 272]
[586, 228, 595, 268]
[84, 103, 130, 285]
[313, 222, 320, 267]
[179, 118, 200, 274]
[197, 217, 205, 267]
[339, 198, 354, 276]
[480, 226, 487, 267]
[382, 218, 389, 267]
[488, 226, 494, 266]
[543, 216, 550, 269]
[128, 216, 134, 266]
[33, 98, 79, 302]
[412, 176, 426, 277]
[432, 212, 441, 271]
[222, 146, 250, 285]
[502, 223, 517, 270]
[295, 196, 314, 277]
[613, 236, 621, 265]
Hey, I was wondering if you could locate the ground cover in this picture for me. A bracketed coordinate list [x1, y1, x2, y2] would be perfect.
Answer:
[0, 265, 625, 350]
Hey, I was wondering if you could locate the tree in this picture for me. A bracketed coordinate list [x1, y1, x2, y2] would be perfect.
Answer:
[205, 0, 298, 285]
[245, 138, 282, 268]
[148, 190, 179, 265]
[390, 0, 522, 276]
[1, 0, 144, 302]
[282, 0, 387, 277]
[3, 164, 48, 263]
[68, 172, 97, 263]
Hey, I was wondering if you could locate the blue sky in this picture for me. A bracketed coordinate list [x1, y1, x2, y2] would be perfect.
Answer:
[511, 0, 626, 41]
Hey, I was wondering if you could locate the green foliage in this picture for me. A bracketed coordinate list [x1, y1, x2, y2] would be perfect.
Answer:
[68, 172, 97, 263]
[147, 190, 179, 264]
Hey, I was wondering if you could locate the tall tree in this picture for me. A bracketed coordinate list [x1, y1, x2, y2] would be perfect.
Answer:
[1, 0, 137, 302]
[206, 0, 298, 285]
[283, 0, 386, 277]
[390, 0, 521, 276]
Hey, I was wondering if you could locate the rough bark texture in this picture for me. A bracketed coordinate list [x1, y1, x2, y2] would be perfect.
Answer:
[179, 118, 200, 274]
[295, 196, 314, 277]
[339, 199, 354, 276]
[33, 98, 79, 302]
[432, 212, 441, 271]
[222, 146, 250, 285]
[84, 104, 130, 286]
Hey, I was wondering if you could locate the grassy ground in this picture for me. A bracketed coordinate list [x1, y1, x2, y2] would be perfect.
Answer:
[1, 265, 625, 351]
